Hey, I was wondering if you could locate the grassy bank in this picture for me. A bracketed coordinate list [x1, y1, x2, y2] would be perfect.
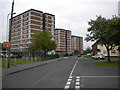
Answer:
[0, 57, 45, 67]
[0, 56, 59, 67]
[83, 55, 92, 58]
[91, 60, 120, 68]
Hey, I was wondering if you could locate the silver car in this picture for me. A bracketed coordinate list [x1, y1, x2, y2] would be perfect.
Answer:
[92, 54, 105, 60]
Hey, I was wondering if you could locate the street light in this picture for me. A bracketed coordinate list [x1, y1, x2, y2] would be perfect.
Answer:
[6, 12, 16, 41]
[6, 12, 16, 68]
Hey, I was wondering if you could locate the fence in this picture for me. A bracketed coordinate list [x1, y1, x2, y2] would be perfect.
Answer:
[1, 51, 77, 68]
[1, 51, 61, 67]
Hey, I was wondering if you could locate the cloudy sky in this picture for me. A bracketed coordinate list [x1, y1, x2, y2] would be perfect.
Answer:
[0, 0, 119, 49]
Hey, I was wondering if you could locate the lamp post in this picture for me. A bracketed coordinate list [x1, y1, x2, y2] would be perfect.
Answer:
[6, 12, 16, 67]
[6, 13, 16, 41]
[7, 0, 15, 68]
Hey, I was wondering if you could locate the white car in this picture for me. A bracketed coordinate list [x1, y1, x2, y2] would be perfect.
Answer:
[92, 54, 105, 60]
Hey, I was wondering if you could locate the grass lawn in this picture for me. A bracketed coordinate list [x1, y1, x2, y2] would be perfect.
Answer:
[83, 55, 92, 58]
[91, 60, 120, 68]
[0, 56, 59, 67]
[0, 57, 45, 67]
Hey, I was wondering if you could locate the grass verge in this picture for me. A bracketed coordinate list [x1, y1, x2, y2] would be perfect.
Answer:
[83, 55, 92, 58]
[0, 57, 45, 67]
[91, 60, 120, 68]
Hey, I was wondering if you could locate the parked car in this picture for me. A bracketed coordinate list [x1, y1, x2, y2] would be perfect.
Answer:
[87, 53, 91, 55]
[2, 54, 22, 58]
[92, 54, 105, 60]
[0, 53, 5, 57]
[77, 54, 81, 57]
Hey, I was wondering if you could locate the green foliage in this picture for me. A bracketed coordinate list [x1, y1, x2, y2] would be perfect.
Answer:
[107, 17, 120, 45]
[85, 15, 120, 62]
[86, 16, 108, 42]
[30, 31, 56, 52]
[83, 47, 92, 55]
[83, 55, 92, 58]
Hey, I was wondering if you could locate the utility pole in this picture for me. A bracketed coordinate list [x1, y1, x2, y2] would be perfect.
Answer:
[7, 0, 14, 68]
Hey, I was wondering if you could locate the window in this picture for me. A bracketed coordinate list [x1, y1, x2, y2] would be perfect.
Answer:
[111, 50, 116, 54]
[103, 50, 106, 54]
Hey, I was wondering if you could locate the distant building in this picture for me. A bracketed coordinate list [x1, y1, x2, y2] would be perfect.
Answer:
[55, 29, 72, 54]
[71, 36, 83, 53]
[10, 9, 55, 52]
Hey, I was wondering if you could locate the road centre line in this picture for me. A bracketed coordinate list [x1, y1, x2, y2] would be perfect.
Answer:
[64, 61, 79, 89]
[70, 61, 78, 77]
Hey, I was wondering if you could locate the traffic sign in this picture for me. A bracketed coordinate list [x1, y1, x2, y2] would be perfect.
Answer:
[3, 42, 10, 48]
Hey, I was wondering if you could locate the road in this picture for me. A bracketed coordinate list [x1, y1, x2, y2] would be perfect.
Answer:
[2, 56, 119, 89]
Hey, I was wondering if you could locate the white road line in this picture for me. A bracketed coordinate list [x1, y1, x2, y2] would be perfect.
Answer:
[81, 76, 119, 78]
[76, 82, 80, 85]
[76, 79, 80, 82]
[75, 86, 80, 90]
[70, 61, 78, 77]
[69, 76, 72, 78]
[68, 79, 72, 82]
[64, 85, 70, 89]
[64, 61, 78, 89]
[76, 76, 80, 79]
[66, 82, 71, 85]
[75, 76, 81, 90]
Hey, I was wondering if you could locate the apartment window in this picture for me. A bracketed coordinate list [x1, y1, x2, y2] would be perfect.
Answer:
[111, 50, 116, 54]
[103, 50, 106, 54]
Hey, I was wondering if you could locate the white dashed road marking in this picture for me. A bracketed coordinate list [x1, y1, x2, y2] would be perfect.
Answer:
[64, 85, 70, 89]
[75, 86, 80, 90]
[64, 61, 81, 90]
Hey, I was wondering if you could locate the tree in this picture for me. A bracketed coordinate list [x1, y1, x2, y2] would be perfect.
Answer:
[85, 16, 115, 62]
[30, 31, 57, 59]
[83, 47, 92, 55]
[86, 47, 92, 54]
[107, 17, 120, 57]
[107, 17, 120, 45]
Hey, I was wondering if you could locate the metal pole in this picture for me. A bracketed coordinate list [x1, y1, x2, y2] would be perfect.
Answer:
[7, 0, 14, 68]
[6, 13, 12, 67]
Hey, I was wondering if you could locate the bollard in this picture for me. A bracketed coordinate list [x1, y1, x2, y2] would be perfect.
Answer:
[22, 57, 24, 64]
[6, 57, 8, 68]
[31, 57, 33, 62]
[14, 57, 16, 66]
[26, 57, 28, 63]
[35, 57, 37, 62]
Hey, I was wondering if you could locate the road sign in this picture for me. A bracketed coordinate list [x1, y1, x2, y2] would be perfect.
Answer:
[3, 42, 10, 48]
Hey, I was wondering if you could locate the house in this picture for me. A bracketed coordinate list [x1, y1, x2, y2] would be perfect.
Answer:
[92, 42, 120, 57]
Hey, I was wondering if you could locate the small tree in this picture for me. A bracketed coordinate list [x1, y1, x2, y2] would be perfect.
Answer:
[30, 31, 56, 59]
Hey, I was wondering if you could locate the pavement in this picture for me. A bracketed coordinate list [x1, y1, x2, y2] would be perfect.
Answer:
[2, 57, 61, 76]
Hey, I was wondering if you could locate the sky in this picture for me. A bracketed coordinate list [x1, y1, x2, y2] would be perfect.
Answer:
[0, 0, 119, 50]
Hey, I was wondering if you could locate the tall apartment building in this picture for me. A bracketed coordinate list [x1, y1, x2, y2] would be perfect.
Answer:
[55, 29, 72, 54]
[71, 36, 83, 53]
[10, 9, 55, 52]
[43, 13, 55, 40]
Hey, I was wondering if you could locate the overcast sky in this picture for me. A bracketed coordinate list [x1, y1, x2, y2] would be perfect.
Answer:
[0, 0, 119, 49]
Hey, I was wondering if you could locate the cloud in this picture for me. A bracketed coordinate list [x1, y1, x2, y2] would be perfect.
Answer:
[0, 0, 119, 49]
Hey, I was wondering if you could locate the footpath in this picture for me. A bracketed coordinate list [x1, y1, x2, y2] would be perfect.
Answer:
[2, 58, 61, 76]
